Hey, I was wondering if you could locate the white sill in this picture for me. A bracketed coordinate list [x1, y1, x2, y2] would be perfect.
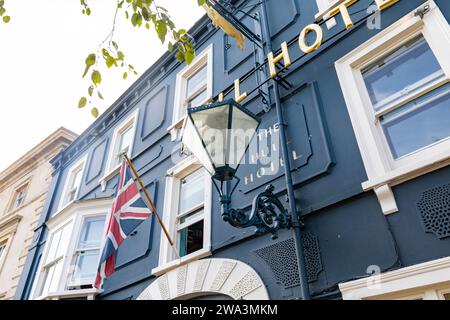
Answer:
[166, 117, 186, 133]
[152, 247, 211, 276]
[167, 117, 186, 142]
[35, 288, 101, 300]
[99, 164, 121, 191]
[362, 147, 450, 190]
[362, 147, 450, 215]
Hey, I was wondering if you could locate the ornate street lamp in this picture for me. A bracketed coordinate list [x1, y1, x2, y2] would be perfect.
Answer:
[182, 99, 290, 239]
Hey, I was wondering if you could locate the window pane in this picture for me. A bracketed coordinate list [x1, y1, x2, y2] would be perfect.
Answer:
[179, 169, 205, 214]
[180, 209, 204, 225]
[186, 65, 207, 97]
[187, 88, 208, 108]
[40, 260, 62, 296]
[78, 217, 105, 250]
[49, 261, 63, 293]
[71, 169, 83, 191]
[179, 220, 204, 257]
[71, 250, 100, 283]
[115, 126, 133, 166]
[0, 244, 5, 260]
[362, 36, 444, 110]
[67, 168, 82, 203]
[45, 229, 62, 264]
[40, 265, 55, 296]
[381, 84, 450, 159]
[119, 126, 133, 153]
[56, 223, 72, 259]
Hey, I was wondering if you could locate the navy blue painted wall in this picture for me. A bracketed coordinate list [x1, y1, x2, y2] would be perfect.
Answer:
[16, 0, 450, 300]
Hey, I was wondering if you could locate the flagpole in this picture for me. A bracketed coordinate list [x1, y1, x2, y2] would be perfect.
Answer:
[123, 154, 180, 260]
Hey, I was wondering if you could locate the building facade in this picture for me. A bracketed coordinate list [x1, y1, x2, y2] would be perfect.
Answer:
[15, 0, 450, 300]
[0, 128, 76, 299]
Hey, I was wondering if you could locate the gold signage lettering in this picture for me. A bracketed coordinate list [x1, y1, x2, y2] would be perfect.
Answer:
[267, 41, 292, 78]
[234, 78, 248, 103]
[327, 0, 358, 30]
[375, 0, 399, 11]
[298, 24, 324, 54]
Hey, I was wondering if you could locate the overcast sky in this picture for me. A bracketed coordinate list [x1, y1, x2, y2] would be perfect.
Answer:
[0, 0, 204, 172]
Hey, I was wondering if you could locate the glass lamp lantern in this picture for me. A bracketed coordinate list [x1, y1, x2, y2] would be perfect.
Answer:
[182, 99, 260, 182]
[182, 99, 289, 240]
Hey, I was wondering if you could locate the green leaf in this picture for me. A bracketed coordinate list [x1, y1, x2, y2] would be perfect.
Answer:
[105, 56, 115, 68]
[97, 91, 104, 100]
[0, 8, 5, 16]
[88, 85, 94, 96]
[78, 97, 87, 108]
[86, 8, 91, 15]
[2, 15, 10, 23]
[131, 13, 139, 27]
[175, 51, 184, 62]
[85, 53, 96, 66]
[197, 0, 207, 5]
[91, 107, 99, 118]
[123, 72, 128, 80]
[184, 49, 195, 65]
[155, 20, 167, 43]
[91, 70, 102, 85]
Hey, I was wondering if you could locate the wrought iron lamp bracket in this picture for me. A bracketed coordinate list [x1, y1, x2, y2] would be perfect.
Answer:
[213, 177, 291, 239]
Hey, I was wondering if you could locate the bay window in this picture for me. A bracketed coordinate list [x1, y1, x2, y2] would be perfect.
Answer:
[30, 199, 111, 300]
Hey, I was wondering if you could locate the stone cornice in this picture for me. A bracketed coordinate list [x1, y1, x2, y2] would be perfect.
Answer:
[0, 213, 23, 235]
[0, 127, 78, 189]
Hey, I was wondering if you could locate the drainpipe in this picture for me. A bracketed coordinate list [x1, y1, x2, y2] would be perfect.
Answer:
[259, 0, 311, 300]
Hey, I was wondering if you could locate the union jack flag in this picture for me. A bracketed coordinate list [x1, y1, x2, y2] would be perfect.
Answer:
[94, 160, 152, 289]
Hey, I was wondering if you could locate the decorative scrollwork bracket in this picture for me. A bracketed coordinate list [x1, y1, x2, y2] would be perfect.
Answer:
[220, 184, 291, 239]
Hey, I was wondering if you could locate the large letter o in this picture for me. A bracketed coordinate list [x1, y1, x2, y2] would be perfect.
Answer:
[298, 24, 324, 54]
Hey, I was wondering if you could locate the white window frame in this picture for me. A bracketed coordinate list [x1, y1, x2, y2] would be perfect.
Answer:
[100, 109, 140, 189]
[153, 155, 212, 276]
[168, 44, 213, 141]
[66, 214, 107, 289]
[335, 0, 450, 215]
[30, 219, 75, 300]
[58, 155, 88, 211]
[0, 215, 21, 276]
[339, 256, 450, 300]
[8, 182, 29, 212]
[30, 199, 112, 300]
[0, 241, 7, 273]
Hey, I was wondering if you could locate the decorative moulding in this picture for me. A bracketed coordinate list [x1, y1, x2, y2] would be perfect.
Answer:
[138, 258, 269, 300]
